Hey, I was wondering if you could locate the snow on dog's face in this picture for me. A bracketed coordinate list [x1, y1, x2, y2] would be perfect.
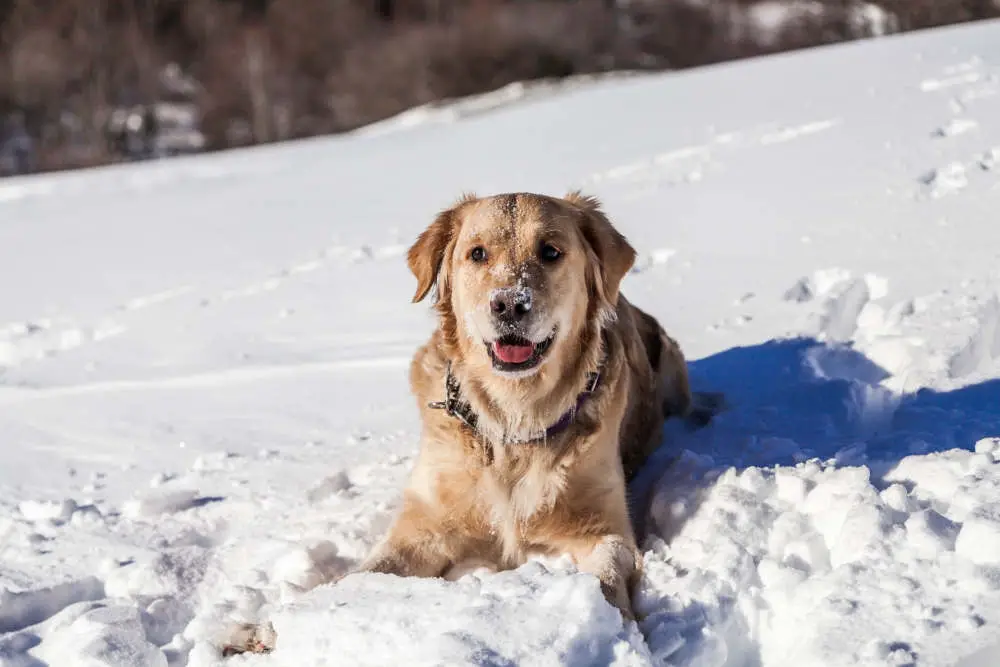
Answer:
[407, 192, 636, 382]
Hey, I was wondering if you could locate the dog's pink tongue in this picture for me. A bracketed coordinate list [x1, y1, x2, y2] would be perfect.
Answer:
[493, 341, 534, 364]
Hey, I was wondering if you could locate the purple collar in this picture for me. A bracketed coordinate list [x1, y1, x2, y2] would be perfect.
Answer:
[531, 370, 602, 441]
[428, 363, 604, 448]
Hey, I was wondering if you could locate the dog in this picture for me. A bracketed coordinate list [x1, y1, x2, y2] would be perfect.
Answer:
[352, 190, 697, 620]
[221, 191, 702, 656]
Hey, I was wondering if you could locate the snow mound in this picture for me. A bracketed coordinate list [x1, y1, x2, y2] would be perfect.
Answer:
[191, 564, 649, 667]
[33, 604, 167, 667]
[637, 448, 1000, 667]
[121, 488, 202, 520]
[0, 578, 105, 634]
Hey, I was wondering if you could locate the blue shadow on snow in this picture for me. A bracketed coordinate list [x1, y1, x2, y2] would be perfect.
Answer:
[631, 336, 1000, 505]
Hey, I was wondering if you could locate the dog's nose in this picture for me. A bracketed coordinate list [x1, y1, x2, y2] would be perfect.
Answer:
[490, 289, 532, 321]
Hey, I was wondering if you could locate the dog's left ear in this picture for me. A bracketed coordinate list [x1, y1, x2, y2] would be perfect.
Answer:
[565, 190, 637, 308]
[407, 195, 473, 303]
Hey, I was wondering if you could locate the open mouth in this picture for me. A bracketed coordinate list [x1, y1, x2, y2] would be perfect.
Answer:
[486, 333, 554, 372]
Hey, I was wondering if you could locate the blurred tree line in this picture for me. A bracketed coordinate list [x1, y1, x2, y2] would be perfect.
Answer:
[1, 0, 998, 176]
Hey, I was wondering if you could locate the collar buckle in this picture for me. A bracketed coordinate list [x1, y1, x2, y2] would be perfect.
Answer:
[428, 363, 479, 431]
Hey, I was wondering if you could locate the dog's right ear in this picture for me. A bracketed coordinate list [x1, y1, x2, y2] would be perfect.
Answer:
[407, 195, 473, 303]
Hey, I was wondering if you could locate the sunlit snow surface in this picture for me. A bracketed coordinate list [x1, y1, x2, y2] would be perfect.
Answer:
[2, 19, 1000, 667]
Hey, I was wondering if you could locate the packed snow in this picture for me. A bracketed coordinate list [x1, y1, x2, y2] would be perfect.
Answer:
[2, 18, 1000, 667]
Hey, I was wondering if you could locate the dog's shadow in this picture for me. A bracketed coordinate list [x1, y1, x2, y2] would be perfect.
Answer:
[628, 336, 1000, 666]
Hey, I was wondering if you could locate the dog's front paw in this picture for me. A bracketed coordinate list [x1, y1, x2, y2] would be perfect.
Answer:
[221, 621, 277, 657]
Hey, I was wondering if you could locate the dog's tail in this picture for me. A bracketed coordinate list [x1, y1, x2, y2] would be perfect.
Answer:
[673, 390, 727, 429]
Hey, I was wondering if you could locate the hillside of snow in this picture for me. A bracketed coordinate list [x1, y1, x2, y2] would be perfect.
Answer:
[2, 18, 1000, 667]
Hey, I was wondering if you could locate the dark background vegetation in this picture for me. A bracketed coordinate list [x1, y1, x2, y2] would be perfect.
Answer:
[2, 0, 999, 176]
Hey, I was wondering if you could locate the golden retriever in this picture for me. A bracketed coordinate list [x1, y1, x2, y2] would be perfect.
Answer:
[223, 191, 699, 656]
[354, 191, 696, 620]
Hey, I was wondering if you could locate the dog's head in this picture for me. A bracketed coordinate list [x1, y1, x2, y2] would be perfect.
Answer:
[407, 192, 636, 381]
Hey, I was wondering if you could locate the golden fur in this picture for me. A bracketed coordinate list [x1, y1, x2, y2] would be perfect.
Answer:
[353, 191, 695, 619]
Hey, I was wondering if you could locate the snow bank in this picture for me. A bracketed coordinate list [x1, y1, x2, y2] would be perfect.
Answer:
[192, 565, 649, 667]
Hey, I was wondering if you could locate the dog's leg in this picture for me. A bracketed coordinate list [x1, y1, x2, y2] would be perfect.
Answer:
[356, 534, 451, 578]
[354, 498, 455, 578]
[564, 534, 641, 621]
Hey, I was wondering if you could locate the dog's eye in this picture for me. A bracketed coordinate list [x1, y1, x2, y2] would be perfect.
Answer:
[469, 246, 488, 263]
[539, 243, 562, 263]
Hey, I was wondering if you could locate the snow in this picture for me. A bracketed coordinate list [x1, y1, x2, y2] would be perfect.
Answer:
[747, 2, 897, 46]
[2, 17, 1000, 667]
[237, 565, 652, 667]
